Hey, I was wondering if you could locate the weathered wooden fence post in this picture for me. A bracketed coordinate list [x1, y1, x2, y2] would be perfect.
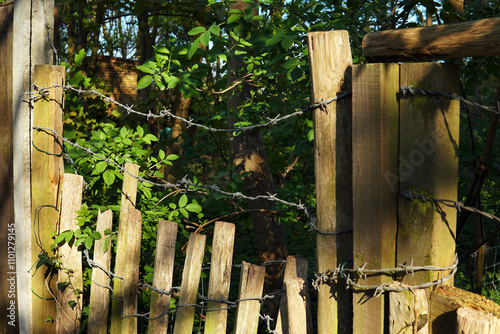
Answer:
[397, 63, 460, 331]
[88, 209, 113, 334]
[307, 30, 353, 334]
[204, 221, 236, 333]
[122, 209, 142, 334]
[148, 220, 178, 333]
[0, 3, 16, 332]
[173, 233, 206, 334]
[56, 173, 84, 334]
[31, 65, 65, 333]
[352, 63, 399, 333]
[234, 262, 265, 334]
[110, 162, 139, 334]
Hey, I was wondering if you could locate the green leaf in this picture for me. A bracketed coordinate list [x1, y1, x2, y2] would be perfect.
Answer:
[209, 24, 221, 36]
[54, 231, 68, 245]
[265, 35, 283, 47]
[120, 127, 128, 138]
[167, 154, 179, 160]
[158, 150, 166, 160]
[200, 31, 210, 47]
[307, 129, 314, 141]
[186, 203, 202, 213]
[227, 9, 244, 14]
[227, 14, 241, 24]
[137, 75, 153, 89]
[144, 134, 158, 142]
[188, 37, 201, 59]
[180, 208, 189, 219]
[65, 230, 74, 244]
[153, 45, 170, 54]
[85, 237, 93, 250]
[166, 76, 181, 89]
[103, 170, 115, 186]
[282, 58, 297, 69]
[94, 161, 107, 174]
[103, 237, 110, 253]
[188, 26, 206, 35]
[154, 74, 165, 90]
[92, 232, 102, 240]
[75, 49, 86, 67]
[179, 194, 188, 208]
[136, 65, 155, 74]
[104, 228, 112, 235]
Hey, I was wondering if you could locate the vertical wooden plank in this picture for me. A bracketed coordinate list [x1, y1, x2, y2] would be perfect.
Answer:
[204, 221, 236, 334]
[276, 255, 312, 334]
[122, 209, 142, 334]
[148, 220, 178, 333]
[56, 173, 84, 334]
[173, 233, 206, 334]
[398, 63, 459, 286]
[0, 3, 17, 333]
[285, 277, 307, 334]
[88, 209, 113, 334]
[31, 65, 65, 334]
[307, 30, 353, 334]
[352, 63, 400, 333]
[110, 162, 139, 334]
[234, 262, 265, 334]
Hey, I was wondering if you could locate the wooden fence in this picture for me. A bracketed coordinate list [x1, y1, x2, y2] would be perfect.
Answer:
[4, 4, 500, 332]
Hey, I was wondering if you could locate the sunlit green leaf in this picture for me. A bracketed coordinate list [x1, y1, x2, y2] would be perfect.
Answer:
[137, 75, 153, 89]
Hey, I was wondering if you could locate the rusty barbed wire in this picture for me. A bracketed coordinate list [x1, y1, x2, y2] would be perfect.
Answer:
[313, 254, 458, 297]
[32, 126, 351, 236]
[26, 83, 351, 133]
[401, 188, 500, 224]
[400, 86, 500, 115]
[84, 249, 283, 320]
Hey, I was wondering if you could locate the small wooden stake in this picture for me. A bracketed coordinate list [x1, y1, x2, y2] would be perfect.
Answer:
[308, 30, 353, 334]
[234, 262, 265, 334]
[173, 233, 206, 334]
[352, 63, 400, 334]
[110, 163, 139, 334]
[31, 64, 65, 333]
[148, 220, 178, 333]
[204, 222, 236, 334]
[397, 63, 459, 286]
[88, 209, 113, 334]
[56, 173, 84, 334]
[285, 277, 307, 334]
[122, 209, 142, 334]
[276, 255, 312, 334]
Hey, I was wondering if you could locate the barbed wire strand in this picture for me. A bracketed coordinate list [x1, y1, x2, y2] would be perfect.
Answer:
[401, 188, 500, 224]
[313, 254, 458, 297]
[400, 86, 500, 116]
[32, 126, 351, 236]
[27, 84, 352, 133]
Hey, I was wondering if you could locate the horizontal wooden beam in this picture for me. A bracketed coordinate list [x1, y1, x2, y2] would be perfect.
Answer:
[363, 17, 500, 62]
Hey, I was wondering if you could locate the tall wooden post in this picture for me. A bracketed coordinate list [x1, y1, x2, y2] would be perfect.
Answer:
[0, 2, 17, 333]
[308, 31, 353, 334]
[397, 63, 460, 285]
[31, 65, 65, 333]
[13, 1, 56, 332]
[352, 63, 400, 333]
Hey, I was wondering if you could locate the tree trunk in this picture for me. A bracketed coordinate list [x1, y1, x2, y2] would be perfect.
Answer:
[227, 0, 288, 301]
